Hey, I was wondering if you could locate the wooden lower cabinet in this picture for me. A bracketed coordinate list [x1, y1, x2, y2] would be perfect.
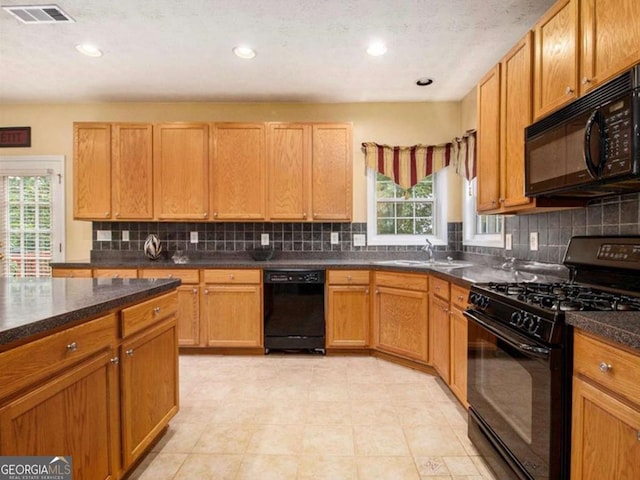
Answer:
[120, 319, 179, 469]
[373, 272, 429, 362]
[449, 306, 468, 407]
[202, 270, 262, 348]
[326, 270, 370, 348]
[0, 351, 120, 480]
[429, 294, 450, 382]
[571, 330, 640, 480]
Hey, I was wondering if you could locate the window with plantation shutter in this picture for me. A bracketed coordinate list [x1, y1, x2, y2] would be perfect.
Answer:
[0, 156, 65, 277]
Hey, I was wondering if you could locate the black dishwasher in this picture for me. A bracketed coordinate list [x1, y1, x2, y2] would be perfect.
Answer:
[263, 269, 325, 354]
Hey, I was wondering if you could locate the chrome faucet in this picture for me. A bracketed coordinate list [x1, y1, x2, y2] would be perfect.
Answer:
[422, 238, 435, 263]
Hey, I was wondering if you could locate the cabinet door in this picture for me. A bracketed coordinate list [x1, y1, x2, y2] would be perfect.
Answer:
[211, 123, 266, 220]
[449, 307, 468, 407]
[177, 284, 200, 346]
[202, 284, 262, 347]
[326, 285, 370, 348]
[429, 295, 450, 382]
[267, 123, 311, 220]
[112, 123, 153, 219]
[311, 124, 352, 221]
[51, 267, 93, 278]
[571, 376, 640, 480]
[581, 0, 640, 94]
[374, 286, 428, 362]
[120, 320, 179, 468]
[501, 32, 536, 211]
[533, 0, 579, 119]
[153, 123, 209, 220]
[74, 123, 112, 219]
[0, 352, 119, 480]
[476, 65, 501, 212]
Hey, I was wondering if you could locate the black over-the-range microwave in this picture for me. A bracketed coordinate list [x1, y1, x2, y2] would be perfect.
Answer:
[525, 63, 640, 198]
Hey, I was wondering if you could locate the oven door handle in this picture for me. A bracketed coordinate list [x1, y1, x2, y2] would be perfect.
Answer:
[464, 310, 551, 359]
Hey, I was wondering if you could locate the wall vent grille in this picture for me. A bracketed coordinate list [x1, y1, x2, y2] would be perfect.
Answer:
[2, 4, 75, 23]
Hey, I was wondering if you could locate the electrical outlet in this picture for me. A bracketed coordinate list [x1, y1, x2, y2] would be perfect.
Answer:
[190, 231, 198, 243]
[261, 233, 270, 246]
[330, 232, 339, 244]
[353, 234, 366, 247]
[505, 233, 512, 250]
[530, 232, 539, 251]
[96, 230, 112, 242]
[122, 230, 130, 242]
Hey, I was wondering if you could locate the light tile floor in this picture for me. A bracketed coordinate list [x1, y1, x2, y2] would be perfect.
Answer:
[127, 354, 498, 480]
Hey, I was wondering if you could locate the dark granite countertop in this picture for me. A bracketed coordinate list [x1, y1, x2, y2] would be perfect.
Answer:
[0, 277, 181, 348]
[566, 312, 640, 352]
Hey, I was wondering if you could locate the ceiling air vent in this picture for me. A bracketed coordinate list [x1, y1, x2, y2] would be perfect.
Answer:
[2, 4, 75, 23]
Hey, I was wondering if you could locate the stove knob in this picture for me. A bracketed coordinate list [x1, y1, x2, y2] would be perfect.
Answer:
[510, 312, 522, 327]
[469, 292, 478, 305]
[479, 295, 490, 309]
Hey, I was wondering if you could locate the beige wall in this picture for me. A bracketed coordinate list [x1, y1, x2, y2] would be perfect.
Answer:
[1, 101, 464, 260]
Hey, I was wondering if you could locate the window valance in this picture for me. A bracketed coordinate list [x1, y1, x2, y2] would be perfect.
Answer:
[362, 130, 476, 190]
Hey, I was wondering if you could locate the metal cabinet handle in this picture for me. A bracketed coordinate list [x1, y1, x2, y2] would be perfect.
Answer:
[67, 341, 78, 352]
[126, 349, 134, 356]
[599, 362, 612, 373]
[110, 357, 120, 365]
[153, 306, 161, 314]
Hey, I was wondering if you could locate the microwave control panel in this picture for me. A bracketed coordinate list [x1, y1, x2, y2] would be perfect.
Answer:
[602, 97, 633, 173]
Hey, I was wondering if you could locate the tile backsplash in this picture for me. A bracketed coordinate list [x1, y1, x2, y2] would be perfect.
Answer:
[92, 193, 640, 265]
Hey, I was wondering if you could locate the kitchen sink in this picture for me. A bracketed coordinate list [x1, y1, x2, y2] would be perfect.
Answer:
[375, 259, 474, 269]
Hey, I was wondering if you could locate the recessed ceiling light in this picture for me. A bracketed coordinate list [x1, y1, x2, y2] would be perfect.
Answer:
[416, 77, 434, 86]
[233, 46, 256, 59]
[366, 42, 387, 57]
[76, 43, 102, 57]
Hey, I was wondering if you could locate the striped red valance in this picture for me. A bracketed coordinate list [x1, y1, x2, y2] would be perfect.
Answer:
[362, 130, 476, 190]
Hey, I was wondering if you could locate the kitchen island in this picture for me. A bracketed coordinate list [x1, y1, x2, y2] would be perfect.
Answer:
[0, 277, 181, 480]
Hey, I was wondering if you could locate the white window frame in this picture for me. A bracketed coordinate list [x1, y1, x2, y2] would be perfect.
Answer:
[366, 167, 448, 246]
[0, 155, 66, 263]
[462, 177, 504, 248]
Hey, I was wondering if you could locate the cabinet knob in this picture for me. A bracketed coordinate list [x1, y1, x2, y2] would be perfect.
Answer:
[203, 212, 208, 218]
[115, 212, 120, 218]
[599, 362, 612, 373]
[110, 357, 120, 365]
[499, 197, 505, 203]
[491, 200, 496, 206]
[204, 289, 209, 295]
[153, 306, 161, 314]
[582, 77, 591, 85]
[457, 295, 465, 302]
[435, 286, 440, 291]
[125, 349, 134, 356]
[375, 289, 380, 295]
[104, 212, 110, 218]
[347, 275, 352, 281]
[365, 288, 369, 294]
[213, 212, 218, 218]
[68, 273, 74, 278]
[229, 274, 235, 280]
[113, 273, 119, 278]
[303, 212, 307, 219]
[66, 341, 78, 352]
[566, 86, 575, 95]
[168, 274, 173, 278]
[192, 288, 198, 294]
[313, 212, 318, 218]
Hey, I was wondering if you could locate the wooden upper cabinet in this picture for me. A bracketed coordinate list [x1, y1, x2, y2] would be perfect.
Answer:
[501, 32, 536, 211]
[311, 124, 353, 221]
[211, 123, 266, 220]
[153, 123, 209, 220]
[580, 0, 640, 95]
[476, 65, 501, 212]
[74, 123, 112, 219]
[267, 123, 311, 221]
[112, 123, 153, 219]
[533, 0, 579, 119]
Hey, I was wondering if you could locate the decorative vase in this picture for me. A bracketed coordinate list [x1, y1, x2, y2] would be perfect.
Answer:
[144, 234, 163, 260]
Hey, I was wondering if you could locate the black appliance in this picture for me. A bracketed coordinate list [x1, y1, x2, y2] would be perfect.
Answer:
[525, 63, 640, 199]
[263, 269, 326, 354]
[465, 236, 640, 480]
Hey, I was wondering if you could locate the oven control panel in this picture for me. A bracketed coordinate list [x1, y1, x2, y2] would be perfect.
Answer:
[264, 270, 325, 284]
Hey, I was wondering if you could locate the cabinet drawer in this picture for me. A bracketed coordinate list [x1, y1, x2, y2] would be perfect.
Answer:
[451, 284, 470, 310]
[121, 291, 178, 338]
[140, 269, 199, 284]
[203, 269, 261, 284]
[574, 330, 640, 404]
[374, 271, 428, 291]
[93, 268, 138, 279]
[431, 277, 450, 301]
[52, 268, 92, 278]
[0, 313, 118, 400]
[328, 270, 370, 285]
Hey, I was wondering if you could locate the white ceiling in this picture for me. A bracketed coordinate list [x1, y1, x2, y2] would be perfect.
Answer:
[0, 0, 555, 104]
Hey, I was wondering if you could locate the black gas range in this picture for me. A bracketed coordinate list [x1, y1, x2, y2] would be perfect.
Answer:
[465, 236, 640, 480]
